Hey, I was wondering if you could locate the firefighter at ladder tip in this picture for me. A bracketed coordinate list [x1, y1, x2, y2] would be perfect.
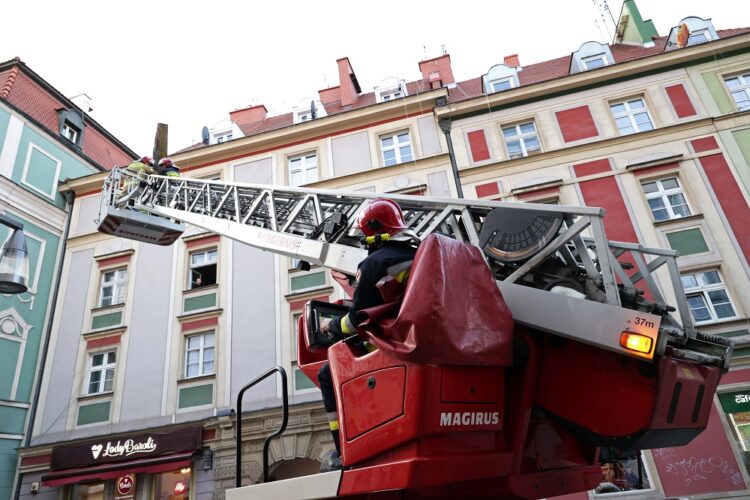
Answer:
[318, 198, 419, 472]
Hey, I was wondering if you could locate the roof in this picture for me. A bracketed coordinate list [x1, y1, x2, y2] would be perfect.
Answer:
[0, 58, 136, 170]
[448, 28, 750, 104]
[177, 27, 750, 154]
[176, 79, 439, 154]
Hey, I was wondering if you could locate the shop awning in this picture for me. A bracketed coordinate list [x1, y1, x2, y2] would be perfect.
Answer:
[41, 451, 194, 487]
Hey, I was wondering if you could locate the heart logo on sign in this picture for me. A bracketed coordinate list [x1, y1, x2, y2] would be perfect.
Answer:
[91, 444, 103, 459]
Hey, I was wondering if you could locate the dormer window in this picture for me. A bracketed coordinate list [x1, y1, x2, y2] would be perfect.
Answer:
[57, 108, 84, 148]
[375, 79, 408, 103]
[61, 121, 80, 143]
[215, 132, 233, 144]
[482, 64, 520, 95]
[293, 100, 327, 124]
[582, 54, 609, 70]
[687, 29, 711, 45]
[569, 41, 614, 74]
[489, 77, 515, 92]
[666, 17, 720, 51]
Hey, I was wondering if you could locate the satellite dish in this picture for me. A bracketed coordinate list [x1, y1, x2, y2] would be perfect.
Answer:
[201, 126, 210, 145]
[310, 100, 317, 120]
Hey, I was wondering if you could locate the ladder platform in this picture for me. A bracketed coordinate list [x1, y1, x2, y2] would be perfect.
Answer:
[226, 471, 342, 500]
[98, 206, 184, 246]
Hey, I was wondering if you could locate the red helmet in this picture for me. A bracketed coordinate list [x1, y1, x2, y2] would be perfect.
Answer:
[139, 156, 154, 166]
[158, 157, 174, 168]
[358, 198, 407, 237]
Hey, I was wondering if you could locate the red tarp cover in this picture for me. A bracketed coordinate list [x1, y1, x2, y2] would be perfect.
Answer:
[361, 234, 513, 365]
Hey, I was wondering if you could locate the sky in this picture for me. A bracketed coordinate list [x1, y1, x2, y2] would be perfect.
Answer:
[1, 0, 747, 159]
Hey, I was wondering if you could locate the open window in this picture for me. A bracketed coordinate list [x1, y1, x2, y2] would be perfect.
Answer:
[189, 248, 217, 289]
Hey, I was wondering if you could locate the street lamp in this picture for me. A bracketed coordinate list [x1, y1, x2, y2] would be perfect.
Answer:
[0, 213, 29, 294]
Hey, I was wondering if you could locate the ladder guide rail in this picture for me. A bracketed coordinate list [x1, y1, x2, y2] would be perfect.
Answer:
[99, 169, 731, 368]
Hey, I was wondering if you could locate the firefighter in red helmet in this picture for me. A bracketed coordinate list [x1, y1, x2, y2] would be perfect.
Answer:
[318, 198, 418, 471]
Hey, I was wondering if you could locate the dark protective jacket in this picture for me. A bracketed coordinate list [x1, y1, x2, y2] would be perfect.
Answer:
[328, 240, 416, 338]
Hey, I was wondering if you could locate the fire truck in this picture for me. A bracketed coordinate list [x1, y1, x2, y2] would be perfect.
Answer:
[98, 168, 733, 499]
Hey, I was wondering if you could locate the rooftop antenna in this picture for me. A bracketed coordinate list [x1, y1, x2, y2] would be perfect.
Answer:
[423, 44, 427, 59]
[592, 0, 614, 41]
[441, 44, 447, 55]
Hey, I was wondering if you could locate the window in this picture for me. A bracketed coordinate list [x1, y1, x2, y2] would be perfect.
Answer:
[381, 89, 403, 102]
[86, 351, 116, 395]
[725, 73, 750, 111]
[681, 270, 737, 324]
[155, 468, 191, 500]
[687, 29, 710, 45]
[297, 111, 312, 122]
[501, 122, 541, 159]
[189, 248, 217, 289]
[610, 98, 654, 135]
[489, 77, 514, 92]
[98, 268, 127, 307]
[288, 152, 318, 187]
[184, 332, 214, 378]
[582, 53, 608, 70]
[61, 121, 80, 143]
[380, 131, 413, 166]
[640, 177, 691, 221]
[215, 133, 232, 143]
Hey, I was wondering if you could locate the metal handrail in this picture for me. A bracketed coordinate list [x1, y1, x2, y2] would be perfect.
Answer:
[235, 365, 289, 487]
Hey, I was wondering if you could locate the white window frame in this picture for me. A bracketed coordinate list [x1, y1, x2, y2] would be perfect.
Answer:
[21, 143, 62, 200]
[610, 98, 654, 135]
[724, 72, 750, 112]
[380, 130, 413, 167]
[582, 53, 609, 70]
[288, 152, 318, 187]
[86, 350, 116, 395]
[489, 77, 515, 93]
[687, 29, 711, 45]
[61, 121, 80, 143]
[681, 270, 738, 325]
[501, 121, 542, 159]
[640, 177, 691, 222]
[184, 331, 215, 378]
[375, 80, 408, 103]
[189, 247, 218, 289]
[215, 133, 232, 144]
[98, 268, 127, 307]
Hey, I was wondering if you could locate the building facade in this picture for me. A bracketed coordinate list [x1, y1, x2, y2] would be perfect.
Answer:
[15, 2, 750, 499]
[0, 58, 134, 499]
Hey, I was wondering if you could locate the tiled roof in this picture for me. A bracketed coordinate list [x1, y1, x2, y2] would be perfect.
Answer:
[177, 27, 750, 154]
[175, 79, 441, 154]
[0, 58, 135, 169]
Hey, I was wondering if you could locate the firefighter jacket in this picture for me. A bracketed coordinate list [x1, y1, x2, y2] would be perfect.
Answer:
[328, 240, 417, 339]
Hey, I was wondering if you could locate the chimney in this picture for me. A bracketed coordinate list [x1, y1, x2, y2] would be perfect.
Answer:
[318, 86, 341, 105]
[337, 57, 361, 107]
[503, 54, 521, 69]
[229, 104, 267, 126]
[418, 54, 455, 89]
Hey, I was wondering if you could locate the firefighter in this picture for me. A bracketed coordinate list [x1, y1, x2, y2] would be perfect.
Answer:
[318, 198, 418, 472]
[158, 157, 181, 177]
[125, 156, 156, 176]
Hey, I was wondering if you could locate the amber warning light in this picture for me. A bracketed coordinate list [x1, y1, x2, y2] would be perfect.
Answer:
[620, 331, 653, 357]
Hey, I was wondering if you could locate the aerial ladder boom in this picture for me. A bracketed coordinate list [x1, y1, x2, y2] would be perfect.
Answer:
[98, 168, 733, 499]
[99, 168, 730, 368]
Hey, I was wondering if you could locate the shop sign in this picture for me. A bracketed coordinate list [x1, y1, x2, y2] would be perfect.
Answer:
[50, 426, 201, 470]
[115, 474, 136, 500]
[718, 391, 750, 414]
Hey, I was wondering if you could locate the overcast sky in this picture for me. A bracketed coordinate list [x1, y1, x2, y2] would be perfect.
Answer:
[1, 1, 746, 159]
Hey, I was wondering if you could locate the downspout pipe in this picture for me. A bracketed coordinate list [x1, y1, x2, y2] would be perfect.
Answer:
[438, 116, 464, 199]
[13, 189, 75, 500]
